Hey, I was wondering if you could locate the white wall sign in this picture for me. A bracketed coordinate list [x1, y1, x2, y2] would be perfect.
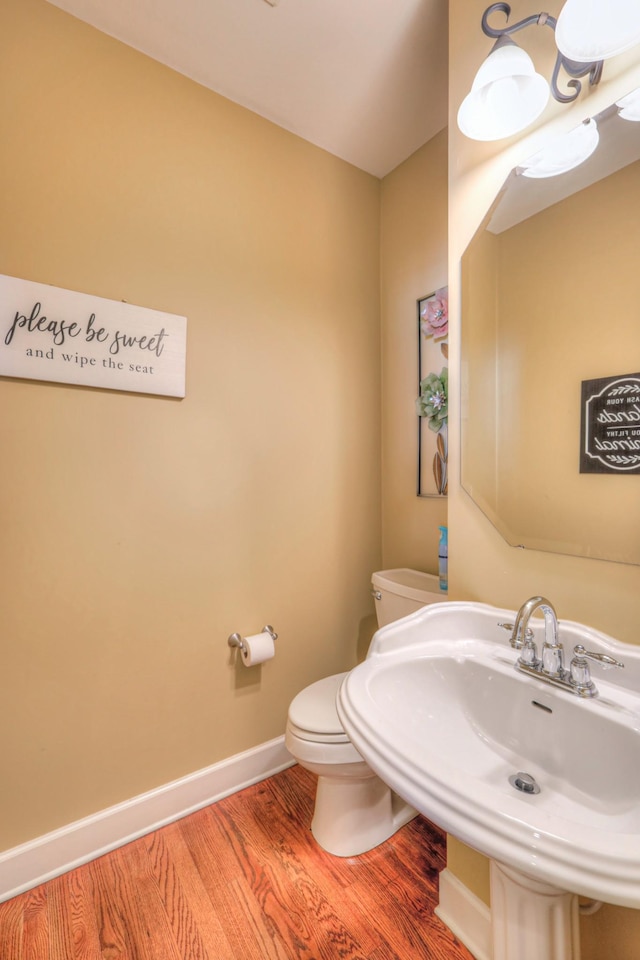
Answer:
[0, 274, 187, 397]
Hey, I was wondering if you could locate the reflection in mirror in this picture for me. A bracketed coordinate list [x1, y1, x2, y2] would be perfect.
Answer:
[461, 91, 640, 564]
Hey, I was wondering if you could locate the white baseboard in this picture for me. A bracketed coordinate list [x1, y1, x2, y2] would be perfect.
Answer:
[436, 867, 493, 960]
[0, 736, 294, 903]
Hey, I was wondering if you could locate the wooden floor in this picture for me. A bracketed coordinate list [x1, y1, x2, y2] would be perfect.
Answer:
[0, 764, 474, 959]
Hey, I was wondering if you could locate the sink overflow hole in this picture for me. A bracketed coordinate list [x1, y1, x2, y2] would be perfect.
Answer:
[509, 772, 541, 794]
[531, 700, 553, 713]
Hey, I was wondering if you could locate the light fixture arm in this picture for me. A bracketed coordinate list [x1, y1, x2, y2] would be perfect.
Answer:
[481, 1, 551, 39]
[481, 2, 603, 104]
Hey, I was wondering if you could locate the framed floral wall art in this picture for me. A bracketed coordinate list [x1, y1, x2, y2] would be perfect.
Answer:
[416, 287, 448, 497]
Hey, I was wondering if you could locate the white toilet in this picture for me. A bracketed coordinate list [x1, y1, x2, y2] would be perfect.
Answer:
[285, 568, 446, 857]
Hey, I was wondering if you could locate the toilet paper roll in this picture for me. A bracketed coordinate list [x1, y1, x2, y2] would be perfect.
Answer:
[241, 632, 275, 667]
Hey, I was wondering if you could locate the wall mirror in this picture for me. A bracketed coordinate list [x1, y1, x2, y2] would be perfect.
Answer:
[461, 91, 640, 565]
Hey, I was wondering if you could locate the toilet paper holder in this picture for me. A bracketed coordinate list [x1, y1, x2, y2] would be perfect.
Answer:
[228, 624, 278, 653]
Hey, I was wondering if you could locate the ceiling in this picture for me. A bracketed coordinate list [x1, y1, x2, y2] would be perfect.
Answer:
[46, 0, 449, 178]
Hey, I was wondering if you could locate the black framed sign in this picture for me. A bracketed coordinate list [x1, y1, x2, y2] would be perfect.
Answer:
[580, 373, 640, 474]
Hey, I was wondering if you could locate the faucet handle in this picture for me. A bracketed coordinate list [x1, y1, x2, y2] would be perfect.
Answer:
[569, 644, 624, 697]
[498, 622, 534, 648]
[498, 622, 539, 667]
[571, 644, 624, 669]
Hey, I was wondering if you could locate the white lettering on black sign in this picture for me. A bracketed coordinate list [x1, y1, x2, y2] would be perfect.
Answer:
[580, 374, 640, 474]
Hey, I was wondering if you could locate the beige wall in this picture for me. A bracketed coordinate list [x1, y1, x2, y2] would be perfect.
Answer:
[0, 0, 382, 849]
[460, 226, 499, 517]
[380, 129, 448, 573]
[449, 0, 640, 953]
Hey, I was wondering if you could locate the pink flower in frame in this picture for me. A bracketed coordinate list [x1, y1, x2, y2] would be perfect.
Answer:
[420, 287, 448, 340]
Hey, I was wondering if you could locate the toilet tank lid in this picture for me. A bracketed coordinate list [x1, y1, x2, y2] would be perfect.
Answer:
[371, 568, 444, 603]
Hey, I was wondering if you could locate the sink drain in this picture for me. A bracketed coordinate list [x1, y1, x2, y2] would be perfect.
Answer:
[509, 771, 541, 794]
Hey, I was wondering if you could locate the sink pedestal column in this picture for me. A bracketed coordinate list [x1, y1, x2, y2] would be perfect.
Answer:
[490, 861, 580, 960]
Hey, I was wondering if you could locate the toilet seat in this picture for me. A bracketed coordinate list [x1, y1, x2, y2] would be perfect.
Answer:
[287, 672, 350, 744]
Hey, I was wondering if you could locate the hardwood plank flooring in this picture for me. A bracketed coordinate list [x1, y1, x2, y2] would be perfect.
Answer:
[0, 764, 474, 959]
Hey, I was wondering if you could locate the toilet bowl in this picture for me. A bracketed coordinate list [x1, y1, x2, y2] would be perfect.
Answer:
[285, 568, 446, 857]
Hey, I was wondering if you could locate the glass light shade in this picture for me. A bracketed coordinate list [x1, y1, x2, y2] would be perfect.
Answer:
[457, 40, 550, 141]
[617, 87, 640, 121]
[520, 118, 600, 178]
[555, 0, 640, 63]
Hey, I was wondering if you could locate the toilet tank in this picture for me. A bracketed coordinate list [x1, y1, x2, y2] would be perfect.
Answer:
[371, 568, 446, 627]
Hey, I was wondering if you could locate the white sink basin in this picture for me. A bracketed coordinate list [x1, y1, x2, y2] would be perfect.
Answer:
[337, 601, 640, 908]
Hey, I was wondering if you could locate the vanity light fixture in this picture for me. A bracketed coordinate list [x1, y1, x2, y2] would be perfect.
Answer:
[555, 0, 640, 64]
[518, 116, 599, 177]
[617, 87, 640, 122]
[457, 1, 605, 141]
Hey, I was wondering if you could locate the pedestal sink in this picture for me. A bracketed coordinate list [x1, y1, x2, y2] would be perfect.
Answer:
[336, 601, 640, 960]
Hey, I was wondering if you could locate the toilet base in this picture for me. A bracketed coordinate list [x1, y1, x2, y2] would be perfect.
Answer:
[311, 770, 417, 857]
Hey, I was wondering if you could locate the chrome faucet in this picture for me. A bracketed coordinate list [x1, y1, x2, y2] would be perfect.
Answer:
[501, 595, 561, 673]
[499, 596, 624, 698]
